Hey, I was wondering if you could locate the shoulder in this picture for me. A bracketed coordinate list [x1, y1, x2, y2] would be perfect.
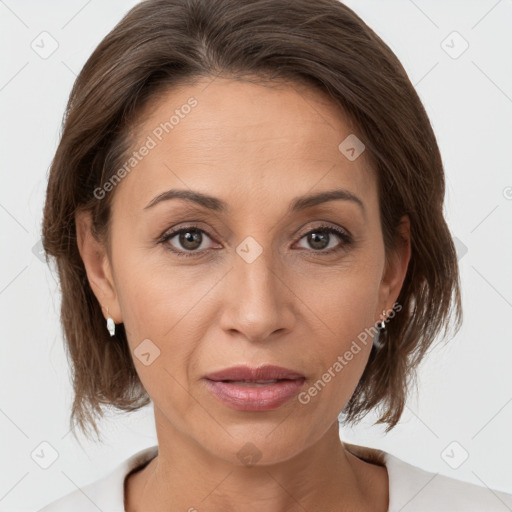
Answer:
[384, 451, 512, 512]
[37, 445, 158, 512]
[343, 442, 512, 511]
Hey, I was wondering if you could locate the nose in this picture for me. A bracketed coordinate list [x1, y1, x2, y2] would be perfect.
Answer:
[219, 240, 296, 343]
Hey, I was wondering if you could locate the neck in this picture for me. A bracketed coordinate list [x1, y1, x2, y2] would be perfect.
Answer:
[125, 410, 388, 512]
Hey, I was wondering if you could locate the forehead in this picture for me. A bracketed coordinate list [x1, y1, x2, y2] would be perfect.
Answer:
[112, 77, 377, 216]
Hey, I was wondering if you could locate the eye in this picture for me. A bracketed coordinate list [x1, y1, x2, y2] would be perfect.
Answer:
[159, 225, 217, 258]
[295, 224, 352, 254]
[158, 223, 353, 259]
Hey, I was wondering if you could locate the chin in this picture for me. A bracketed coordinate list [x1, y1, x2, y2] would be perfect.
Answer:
[195, 422, 312, 467]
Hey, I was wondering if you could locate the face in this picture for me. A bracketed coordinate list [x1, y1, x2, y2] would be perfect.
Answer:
[78, 76, 409, 465]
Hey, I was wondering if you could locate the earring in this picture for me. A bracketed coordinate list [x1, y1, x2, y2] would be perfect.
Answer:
[378, 310, 387, 331]
[106, 307, 115, 337]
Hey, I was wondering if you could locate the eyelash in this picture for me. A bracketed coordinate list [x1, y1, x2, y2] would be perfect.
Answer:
[158, 224, 353, 259]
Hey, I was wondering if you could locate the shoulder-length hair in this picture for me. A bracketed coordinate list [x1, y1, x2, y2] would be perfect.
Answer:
[42, 0, 462, 441]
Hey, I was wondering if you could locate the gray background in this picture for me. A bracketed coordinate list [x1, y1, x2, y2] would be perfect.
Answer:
[1, 0, 511, 510]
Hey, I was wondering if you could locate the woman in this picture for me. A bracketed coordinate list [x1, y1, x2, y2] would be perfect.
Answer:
[38, 0, 512, 510]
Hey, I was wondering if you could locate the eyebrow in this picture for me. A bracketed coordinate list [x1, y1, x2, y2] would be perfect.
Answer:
[144, 187, 366, 216]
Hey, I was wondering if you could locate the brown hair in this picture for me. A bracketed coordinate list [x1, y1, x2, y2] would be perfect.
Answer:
[42, 0, 462, 442]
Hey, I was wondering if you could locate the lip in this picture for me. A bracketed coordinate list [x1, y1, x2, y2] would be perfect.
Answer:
[204, 365, 306, 411]
[205, 364, 305, 382]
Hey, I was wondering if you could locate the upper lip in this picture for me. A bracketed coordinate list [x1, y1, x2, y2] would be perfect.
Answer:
[205, 365, 305, 381]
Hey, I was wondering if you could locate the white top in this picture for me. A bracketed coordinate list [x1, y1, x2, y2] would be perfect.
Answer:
[38, 443, 512, 511]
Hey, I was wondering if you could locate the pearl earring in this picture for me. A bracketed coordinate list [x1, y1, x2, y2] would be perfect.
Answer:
[106, 307, 115, 337]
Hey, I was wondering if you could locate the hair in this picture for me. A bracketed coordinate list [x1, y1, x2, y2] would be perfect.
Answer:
[42, 0, 462, 442]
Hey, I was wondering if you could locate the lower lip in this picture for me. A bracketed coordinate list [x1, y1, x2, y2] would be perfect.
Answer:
[204, 378, 306, 411]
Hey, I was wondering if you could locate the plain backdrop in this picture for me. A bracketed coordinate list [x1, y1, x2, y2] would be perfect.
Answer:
[1, 0, 511, 510]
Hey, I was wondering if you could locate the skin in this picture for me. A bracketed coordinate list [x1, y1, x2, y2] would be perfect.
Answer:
[76, 76, 411, 512]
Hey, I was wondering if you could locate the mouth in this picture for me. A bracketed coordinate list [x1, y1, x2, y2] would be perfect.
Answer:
[204, 364, 305, 382]
[203, 365, 306, 411]
[215, 379, 295, 386]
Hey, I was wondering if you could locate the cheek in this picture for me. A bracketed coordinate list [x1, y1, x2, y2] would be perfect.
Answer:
[303, 258, 382, 340]
[113, 242, 195, 336]
[297, 262, 381, 409]
[112, 248, 213, 378]
[113, 254, 204, 420]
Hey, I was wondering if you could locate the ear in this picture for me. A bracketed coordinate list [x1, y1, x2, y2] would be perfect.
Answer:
[377, 215, 411, 319]
[75, 209, 122, 323]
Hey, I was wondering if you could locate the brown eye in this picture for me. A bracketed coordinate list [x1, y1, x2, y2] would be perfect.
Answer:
[160, 226, 215, 257]
[296, 225, 352, 253]
[177, 228, 203, 251]
[306, 230, 331, 250]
